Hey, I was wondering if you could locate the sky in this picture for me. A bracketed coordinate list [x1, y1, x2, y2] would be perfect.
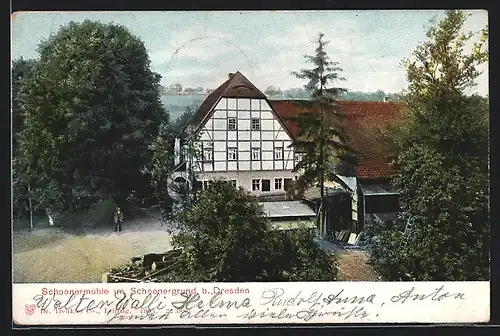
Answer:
[11, 10, 489, 95]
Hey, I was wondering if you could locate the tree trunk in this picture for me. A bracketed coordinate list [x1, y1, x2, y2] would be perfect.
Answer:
[319, 105, 326, 237]
[27, 184, 34, 231]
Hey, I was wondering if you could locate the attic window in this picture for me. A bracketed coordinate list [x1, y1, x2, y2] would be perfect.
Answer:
[251, 118, 261, 131]
[228, 118, 237, 130]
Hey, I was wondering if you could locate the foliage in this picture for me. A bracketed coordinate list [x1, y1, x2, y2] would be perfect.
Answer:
[163, 180, 337, 282]
[17, 20, 166, 213]
[145, 122, 176, 223]
[370, 10, 489, 281]
[12, 58, 38, 219]
[288, 32, 356, 236]
[12, 58, 37, 151]
[170, 105, 195, 137]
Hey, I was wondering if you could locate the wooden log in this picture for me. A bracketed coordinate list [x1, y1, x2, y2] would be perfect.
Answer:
[139, 261, 182, 282]
[151, 261, 169, 272]
[162, 249, 182, 262]
[109, 274, 142, 282]
[142, 253, 165, 269]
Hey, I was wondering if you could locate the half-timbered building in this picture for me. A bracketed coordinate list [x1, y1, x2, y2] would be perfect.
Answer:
[174, 71, 301, 197]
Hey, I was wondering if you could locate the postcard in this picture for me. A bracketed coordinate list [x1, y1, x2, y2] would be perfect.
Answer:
[11, 9, 490, 326]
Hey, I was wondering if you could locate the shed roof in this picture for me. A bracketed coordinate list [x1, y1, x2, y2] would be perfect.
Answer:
[359, 181, 399, 195]
[259, 201, 316, 218]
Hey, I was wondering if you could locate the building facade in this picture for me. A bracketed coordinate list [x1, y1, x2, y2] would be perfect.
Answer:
[173, 71, 404, 232]
[174, 71, 301, 197]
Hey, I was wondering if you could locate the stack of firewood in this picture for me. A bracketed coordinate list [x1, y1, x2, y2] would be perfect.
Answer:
[104, 249, 182, 283]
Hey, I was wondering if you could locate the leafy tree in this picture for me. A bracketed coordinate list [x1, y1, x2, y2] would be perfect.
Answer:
[289, 33, 356, 237]
[12, 58, 37, 151]
[17, 20, 166, 214]
[264, 86, 283, 97]
[163, 180, 338, 282]
[170, 105, 195, 136]
[369, 10, 489, 281]
[166, 83, 183, 94]
[12, 58, 37, 221]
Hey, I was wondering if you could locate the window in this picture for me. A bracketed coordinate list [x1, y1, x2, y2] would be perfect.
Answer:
[230, 180, 237, 187]
[252, 179, 260, 191]
[275, 178, 283, 190]
[228, 118, 237, 130]
[274, 147, 283, 160]
[203, 142, 213, 161]
[251, 118, 261, 130]
[294, 153, 300, 162]
[262, 179, 271, 191]
[227, 147, 237, 161]
[251, 147, 260, 160]
[203, 181, 211, 189]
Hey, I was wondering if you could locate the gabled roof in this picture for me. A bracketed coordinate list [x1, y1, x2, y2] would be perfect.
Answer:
[269, 100, 404, 180]
[189, 71, 267, 128]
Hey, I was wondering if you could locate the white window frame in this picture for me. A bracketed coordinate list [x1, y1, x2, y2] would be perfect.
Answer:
[252, 179, 260, 191]
[275, 178, 283, 190]
[251, 147, 260, 161]
[251, 118, 261, 131]
[227, 147, 237, 161]
[228, 118, 237, 130]
[274, 147, 283, 160]
[203, 142, 213, 161]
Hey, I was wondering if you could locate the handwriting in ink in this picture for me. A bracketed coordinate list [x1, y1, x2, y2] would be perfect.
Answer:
[238, 305, 370, 321]
[171, 292, 252, 311]
[391, 286, 466, 304]
[323, 289, 376, 305]
[32, 293, 115, 313]
[259, 288, 324, 310]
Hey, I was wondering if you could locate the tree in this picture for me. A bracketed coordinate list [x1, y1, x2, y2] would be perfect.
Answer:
[17, 20, 166, 214]
[166, 83, 183, 94]
[12, 58, 37, 151]
[369, 10, 489, 281]
[162, 180, 338, 282]
[289, 33, 355, 237]
[264, 86, 282, 97]
[170, 105, 195, 136]
[12, 58, 37, 222]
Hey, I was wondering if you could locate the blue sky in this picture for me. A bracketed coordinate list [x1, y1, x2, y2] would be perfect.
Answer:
[11, 10, 488, 95]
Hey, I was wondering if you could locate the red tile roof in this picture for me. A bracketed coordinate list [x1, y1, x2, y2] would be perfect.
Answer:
[269, 100, 404, 180]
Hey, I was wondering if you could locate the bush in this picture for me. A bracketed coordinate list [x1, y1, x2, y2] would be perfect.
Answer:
[161, 180, 337, 282]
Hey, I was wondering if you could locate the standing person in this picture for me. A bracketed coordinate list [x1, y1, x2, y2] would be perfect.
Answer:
[113, 206, 124, 232]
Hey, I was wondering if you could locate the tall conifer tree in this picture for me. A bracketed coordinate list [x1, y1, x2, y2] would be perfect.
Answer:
[290, 33, 355, 237]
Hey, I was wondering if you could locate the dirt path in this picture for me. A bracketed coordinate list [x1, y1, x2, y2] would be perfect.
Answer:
[12, 212, 174, 283]
[13, 211, 378, 283]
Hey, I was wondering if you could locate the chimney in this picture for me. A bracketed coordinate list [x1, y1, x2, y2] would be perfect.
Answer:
[228, 72, 235, 79]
